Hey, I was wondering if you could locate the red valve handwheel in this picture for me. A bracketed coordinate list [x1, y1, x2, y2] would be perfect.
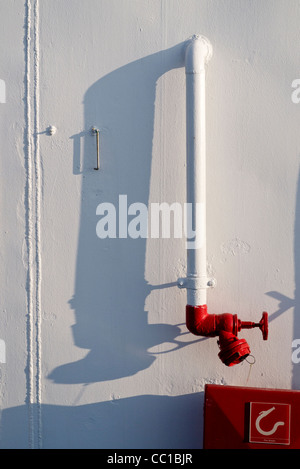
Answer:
[259, 311, 268, 340]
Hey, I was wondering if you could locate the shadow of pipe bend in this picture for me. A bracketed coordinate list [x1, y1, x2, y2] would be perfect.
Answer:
[48, 41, 204, 385]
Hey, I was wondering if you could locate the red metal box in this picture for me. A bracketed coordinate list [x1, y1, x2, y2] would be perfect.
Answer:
[203, 384, 300, 449]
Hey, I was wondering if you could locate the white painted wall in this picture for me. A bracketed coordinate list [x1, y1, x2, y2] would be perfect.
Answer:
[0, 0, 300, 449]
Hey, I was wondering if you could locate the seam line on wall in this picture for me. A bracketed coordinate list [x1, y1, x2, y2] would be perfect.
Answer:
[33, 0, 42, 450]
[24, 0, 42, 450]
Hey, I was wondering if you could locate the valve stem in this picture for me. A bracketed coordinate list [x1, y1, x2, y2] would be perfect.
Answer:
[239, 312, 268, 340]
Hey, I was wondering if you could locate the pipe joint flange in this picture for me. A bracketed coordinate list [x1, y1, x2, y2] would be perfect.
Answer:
[177, 276, 216, 290]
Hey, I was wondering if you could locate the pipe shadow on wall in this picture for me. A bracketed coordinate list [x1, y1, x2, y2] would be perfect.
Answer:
[48, 42, 203, 384]
[0, 392, 204, 449]
[266, 164, 300, 388]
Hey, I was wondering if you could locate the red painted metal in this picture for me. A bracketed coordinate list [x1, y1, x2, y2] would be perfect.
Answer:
[217, 331, 251, 367]
[186, 305, 268, 366]
[203, 384, 300, 449]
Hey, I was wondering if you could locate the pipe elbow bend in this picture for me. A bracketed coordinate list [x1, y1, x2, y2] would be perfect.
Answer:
[186, 305, 239, 337]
[186, 304, 217, 337]
[185, 35, 213, 73]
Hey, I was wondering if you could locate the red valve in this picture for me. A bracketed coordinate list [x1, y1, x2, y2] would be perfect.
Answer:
[186, 305, 268, 367]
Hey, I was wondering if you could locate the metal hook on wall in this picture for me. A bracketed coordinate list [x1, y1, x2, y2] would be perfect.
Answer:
[91, 127, 100, 170]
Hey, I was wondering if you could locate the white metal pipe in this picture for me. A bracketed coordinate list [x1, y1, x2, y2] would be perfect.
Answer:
[184, 35, 213, 306]
[181, 37, 268, 366]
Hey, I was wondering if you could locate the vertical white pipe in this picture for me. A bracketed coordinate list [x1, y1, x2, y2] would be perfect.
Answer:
[185, 36, 212, 306]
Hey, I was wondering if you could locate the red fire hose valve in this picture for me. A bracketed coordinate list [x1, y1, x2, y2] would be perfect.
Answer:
[186, 305, 268, 367]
